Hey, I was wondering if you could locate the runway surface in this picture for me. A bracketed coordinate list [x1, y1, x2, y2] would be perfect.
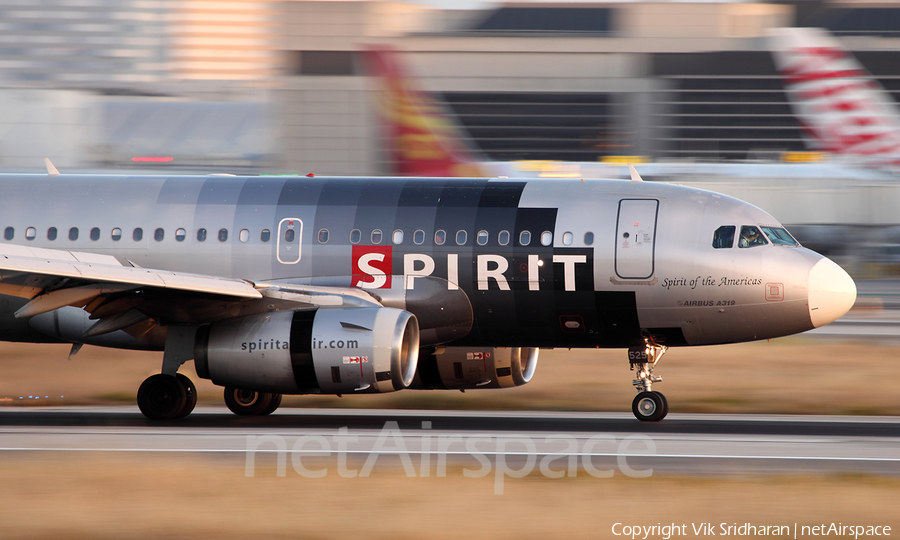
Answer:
[1, 407, 898, 476]
[805, 315, 900, 339]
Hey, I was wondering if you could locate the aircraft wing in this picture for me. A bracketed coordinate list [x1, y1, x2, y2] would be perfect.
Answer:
[0, 244, 261, 306]
[0, 243, 472, 344]
[0, 244, 384, 338]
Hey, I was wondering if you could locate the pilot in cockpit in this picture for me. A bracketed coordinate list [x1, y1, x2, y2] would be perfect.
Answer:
[739, 226, 766, 248]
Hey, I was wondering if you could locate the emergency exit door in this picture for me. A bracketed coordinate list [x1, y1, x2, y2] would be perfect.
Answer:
[277, 218, 303, 264]
[615, 199, 658, 279]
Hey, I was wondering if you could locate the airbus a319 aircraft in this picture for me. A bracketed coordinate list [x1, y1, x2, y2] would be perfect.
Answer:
[0, 164, 855, 421]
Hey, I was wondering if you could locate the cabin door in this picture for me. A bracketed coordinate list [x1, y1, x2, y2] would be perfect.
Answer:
[615, 199, 658, 279]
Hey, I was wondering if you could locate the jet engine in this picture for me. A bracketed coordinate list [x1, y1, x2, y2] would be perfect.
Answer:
[411, 347, 538, 390]
[194, 308, 419, 394]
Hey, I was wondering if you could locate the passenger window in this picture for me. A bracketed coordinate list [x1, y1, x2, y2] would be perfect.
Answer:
[318, 229, 329, 244]
[284, 229, 295, 242]
[712, 226, 735, 249]
[154, 228, 164, 242]
[90, 227, 100, 241]
[261, 229, 271, 242]
[562, 232, 573, 246]
[413, 229, 425, 245]
[69, 227, 79, 241]
[3, 227, 12, 241]
[498, 230, 510, 246]
[47, 227, 57, 241]
[239, 229, 249, 243]
[738, 226, 767, 248]
[218, 229, 228, 242]
[371, 229, 382, 244]
[519, 230, 531, 246]
[456, 230, 467, 245]
[392, 229, 403, 245]
[133, 228, 143, 242]
[760, 226, 799, 246]
[584, 231, 594, 245]
[476, 230, 489, 246]
[111, 228, 122, 241]
[197, 228, 207, 242]
[349, 229, 361, 244]
[176, 228, 186, 242]
[434, 230, 446, 245]
[541, 231, 552, 246]
[25, 227, 36, 241]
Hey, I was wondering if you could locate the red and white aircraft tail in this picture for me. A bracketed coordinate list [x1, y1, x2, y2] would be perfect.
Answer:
[770, 27, 900, 169]
[360, 46, 491, 177]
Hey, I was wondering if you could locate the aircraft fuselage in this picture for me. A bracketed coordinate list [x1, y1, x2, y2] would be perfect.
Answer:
[0, 174, 854, 350]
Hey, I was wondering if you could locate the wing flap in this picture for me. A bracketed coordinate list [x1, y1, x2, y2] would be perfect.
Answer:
[15, 283, 136, 318]
[0, 245, 262, 301]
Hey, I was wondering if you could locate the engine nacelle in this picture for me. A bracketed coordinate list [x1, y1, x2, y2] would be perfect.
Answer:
[194, 308, 419, 394]
[411, 347, 538, 390]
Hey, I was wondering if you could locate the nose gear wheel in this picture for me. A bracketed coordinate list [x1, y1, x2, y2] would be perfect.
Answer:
[629, 337, 668, 421]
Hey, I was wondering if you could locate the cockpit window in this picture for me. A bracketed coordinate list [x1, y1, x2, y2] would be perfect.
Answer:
[760, 226, 799, 246]
[712, 226, 735, 249]
[738, 225, 768, 248]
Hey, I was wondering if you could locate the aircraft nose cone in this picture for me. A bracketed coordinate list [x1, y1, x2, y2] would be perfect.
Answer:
[808, 257, 856, 328]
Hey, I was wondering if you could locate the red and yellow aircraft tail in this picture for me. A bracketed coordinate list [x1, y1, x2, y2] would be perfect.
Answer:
[361, 46, 489, 177]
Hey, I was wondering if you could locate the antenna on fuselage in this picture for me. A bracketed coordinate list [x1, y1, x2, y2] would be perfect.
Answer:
[628, 163, 643, 183]
[44, 158, 59, 178]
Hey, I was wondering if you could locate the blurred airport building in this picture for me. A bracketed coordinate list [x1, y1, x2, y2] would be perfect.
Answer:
[2, 0, 900, 173]
[276, 0, 900, 174]
[4, 0, 900, 272]
[0, 0, 279, 170]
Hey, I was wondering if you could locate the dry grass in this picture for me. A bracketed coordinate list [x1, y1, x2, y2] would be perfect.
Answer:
[0, 453, 896, 539]
[0, 337, 896, 415]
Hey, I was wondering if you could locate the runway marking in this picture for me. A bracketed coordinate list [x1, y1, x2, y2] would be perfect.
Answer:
[0, 447, 899, 462]
[2, 407, 900, 424]
[1, 431, 895, 447]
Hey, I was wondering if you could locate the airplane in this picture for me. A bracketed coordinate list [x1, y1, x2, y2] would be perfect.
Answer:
[362, 45, 494, 178]
[362, 40, 900, 178]
[0, 162, 856, 421]
[769, 27, 900, 172]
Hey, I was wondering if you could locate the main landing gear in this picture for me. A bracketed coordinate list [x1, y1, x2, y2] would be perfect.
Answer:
[629, 339, 668, 422]
[136, 377, 284, 419]
[223, 387, 282, 416]
[137, 327, 200, 420]
[135, 327, 284, 420]
[137, 373, 197, 420]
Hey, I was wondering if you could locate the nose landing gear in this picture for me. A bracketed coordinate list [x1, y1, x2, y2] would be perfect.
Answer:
[629, 339, 668, 422]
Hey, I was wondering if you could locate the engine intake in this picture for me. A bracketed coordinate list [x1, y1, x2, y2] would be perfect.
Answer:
[195, 308, 419, 394]
[411, 347, 538, 390]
